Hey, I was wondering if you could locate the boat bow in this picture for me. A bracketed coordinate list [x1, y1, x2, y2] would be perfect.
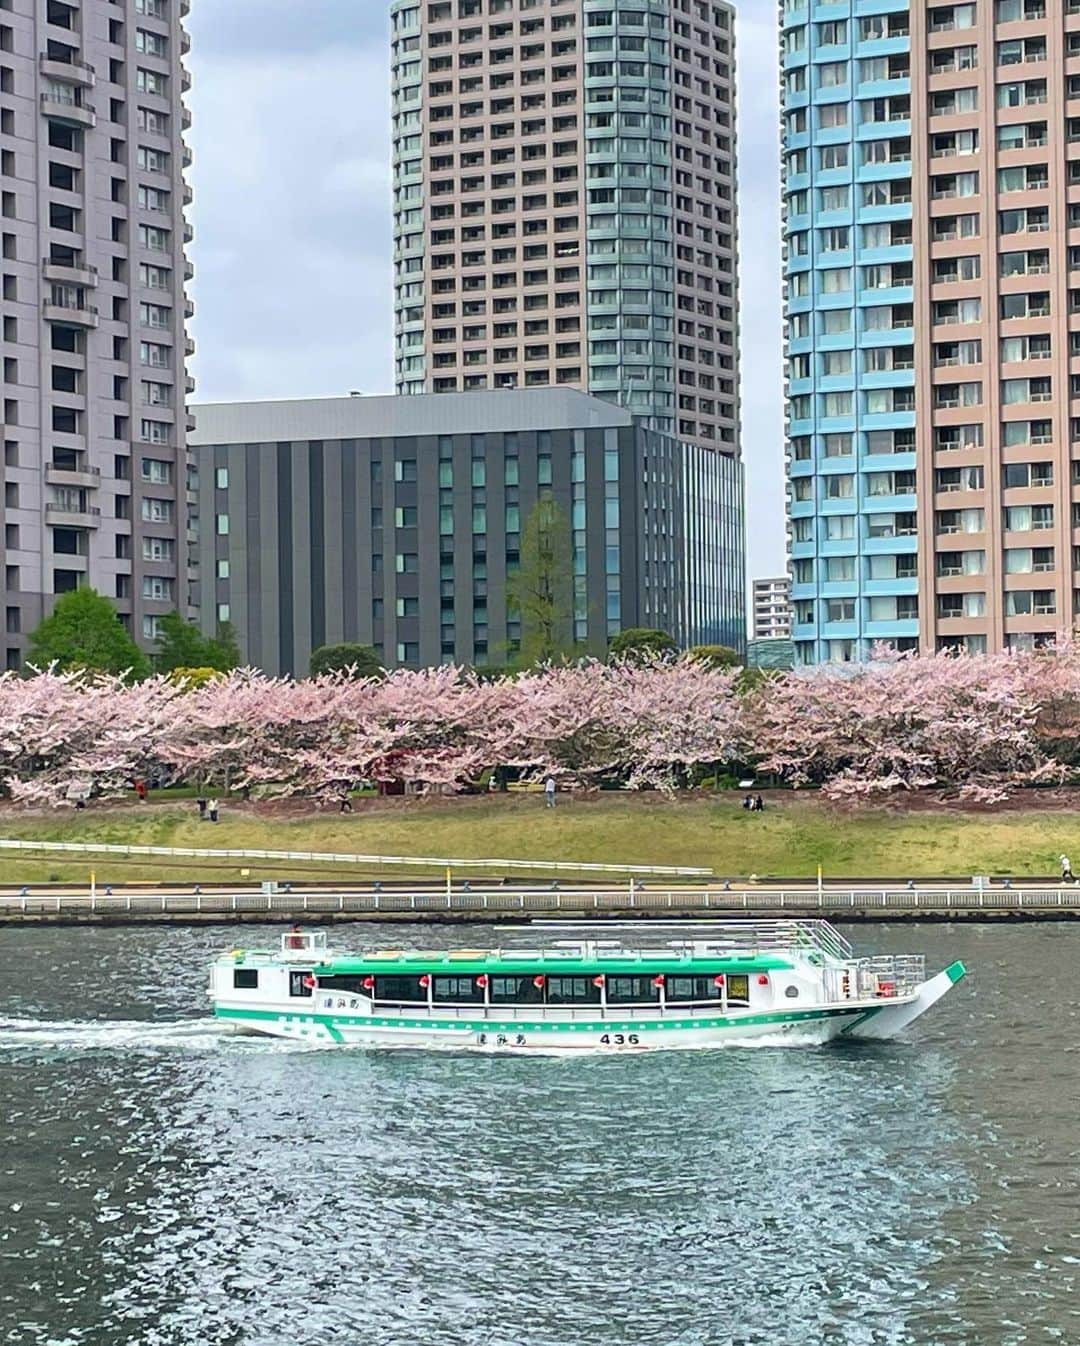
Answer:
[842, 961, 967, 1041]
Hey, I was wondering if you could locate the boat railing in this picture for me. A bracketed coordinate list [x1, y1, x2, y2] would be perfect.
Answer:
[491, 921, 855, 966]
[363, 1001, 743, 1023]
[851, 954, 925, 999]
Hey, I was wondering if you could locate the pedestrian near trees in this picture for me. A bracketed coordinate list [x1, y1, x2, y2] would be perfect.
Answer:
[208, 798, 219, 823]
[544, 775, 556, 809]
[1061, 854, 1075, 883]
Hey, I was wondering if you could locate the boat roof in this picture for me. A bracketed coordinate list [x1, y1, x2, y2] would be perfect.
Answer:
[225, 921, 853, 975]
[314, 947, 797, 976]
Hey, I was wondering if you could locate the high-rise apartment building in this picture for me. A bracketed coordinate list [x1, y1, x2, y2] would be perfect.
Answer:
[0, 0, 192, 668]
[783, 0, 1080, 663]
[390, 0, 739, 455]
[752, 573, 791, 637]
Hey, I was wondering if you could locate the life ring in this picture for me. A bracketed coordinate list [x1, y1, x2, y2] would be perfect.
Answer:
[878, 981, 896, 998]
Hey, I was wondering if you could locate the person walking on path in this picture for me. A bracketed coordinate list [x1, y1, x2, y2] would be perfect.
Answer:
[339, 793, 354, 814]
[196, 796, 207, 820]
[544, 775, 556, 809]
[208, 798, 219, 823]
[754, 794, 765, 812]
[1061, 854, 1075, 883]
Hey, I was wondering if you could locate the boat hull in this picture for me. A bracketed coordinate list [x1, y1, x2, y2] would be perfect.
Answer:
[212, 1000, 904, 1052]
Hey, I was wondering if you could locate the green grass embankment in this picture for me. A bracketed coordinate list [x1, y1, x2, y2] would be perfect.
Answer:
[0, 792, 1075, 884]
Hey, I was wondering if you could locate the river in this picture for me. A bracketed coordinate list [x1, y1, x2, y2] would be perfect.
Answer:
[0, 921, 1075, 1346]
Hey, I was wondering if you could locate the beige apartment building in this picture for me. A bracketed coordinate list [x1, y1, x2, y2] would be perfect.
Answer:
[390, 0, 739, 455]
[915, 0, 1080, 652]
[784, 0, 1080, 661]
[0, 0, 193, 669]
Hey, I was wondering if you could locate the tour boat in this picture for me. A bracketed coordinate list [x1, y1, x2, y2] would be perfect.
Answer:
[207, 921, 966, 1051]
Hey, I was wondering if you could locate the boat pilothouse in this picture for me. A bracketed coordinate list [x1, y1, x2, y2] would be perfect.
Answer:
[208, 921, 966, 1052]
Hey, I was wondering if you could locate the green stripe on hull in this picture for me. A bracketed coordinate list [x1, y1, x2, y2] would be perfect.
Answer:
[214, 1003, 885, 1035]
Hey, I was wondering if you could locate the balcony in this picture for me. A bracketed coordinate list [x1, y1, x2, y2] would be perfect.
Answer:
[45, 464, 101, 491]
[39, 90, 95, 129]
[42, 298, 98, 328]
[39, 54, 95, 88]
[42, 257, 98, 288]
[45, 502, 101, 529]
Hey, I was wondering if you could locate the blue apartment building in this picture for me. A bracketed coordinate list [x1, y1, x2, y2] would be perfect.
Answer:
[782, 0, 920, 663]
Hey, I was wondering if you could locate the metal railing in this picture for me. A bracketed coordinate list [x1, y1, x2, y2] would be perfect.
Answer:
[5, 885, 1080, 919]
[853, 954, 925, 997]
[0, 838, 711, 879]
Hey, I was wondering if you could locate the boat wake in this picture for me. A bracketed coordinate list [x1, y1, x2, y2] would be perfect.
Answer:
[0, 1015, 302, 1055]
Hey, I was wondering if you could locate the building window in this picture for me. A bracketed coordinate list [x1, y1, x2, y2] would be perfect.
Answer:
[142, 575, 174, 602]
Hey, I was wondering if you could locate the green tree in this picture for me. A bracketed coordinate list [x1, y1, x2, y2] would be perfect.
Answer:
[168, 666, 225, 690]
[609, 627, 678, 664]
[27, 587, 151, 679]
[688, 644, 740, 670]
[210, 621, 241, 671]
[309, 642, 383, 680]
[506, 498, 574, 666]
[156, 612, 240, 673]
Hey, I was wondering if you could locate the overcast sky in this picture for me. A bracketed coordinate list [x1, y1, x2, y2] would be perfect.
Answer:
[186, 0, 786, 582]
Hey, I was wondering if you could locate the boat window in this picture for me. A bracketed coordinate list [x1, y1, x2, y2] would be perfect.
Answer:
[320, 975, 370, 995]
[432, 975, 484, 1004]
[373, 975, 427, 1003]
[727, 975, 750, 1004]
[490, 976, 544, 1005]
[606, 975, 661, 1005]
[289, 971, 313, 998]
[233, 969, 258, 990]
[546, 976, 601, 1005]
[666, 975, 722, 1003]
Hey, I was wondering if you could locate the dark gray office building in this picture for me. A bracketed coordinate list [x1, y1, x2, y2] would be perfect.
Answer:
[189, 389, 744, 676]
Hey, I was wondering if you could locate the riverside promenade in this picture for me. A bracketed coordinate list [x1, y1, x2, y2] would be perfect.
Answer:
[2, 877, 1079, 924]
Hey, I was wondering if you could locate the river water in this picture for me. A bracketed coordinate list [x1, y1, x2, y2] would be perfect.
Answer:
[0, 920, 1075, 1346]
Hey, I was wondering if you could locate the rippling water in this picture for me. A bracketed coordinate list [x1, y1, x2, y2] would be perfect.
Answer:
[0, 920, 1076, 1345]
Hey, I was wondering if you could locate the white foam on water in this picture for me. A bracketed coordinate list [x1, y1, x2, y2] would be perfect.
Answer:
[0, 1015, 310, 1054]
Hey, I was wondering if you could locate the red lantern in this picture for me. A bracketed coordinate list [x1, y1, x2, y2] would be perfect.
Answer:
[757, 975, 769, 986]
[362, 975, 375, 991]
[475, 974, 488, 988]
[302, 975, 316, 990]
[532, 975, 545, 990]
[592, 975, 605, 989]
[651, 974, 665, 988]
[713, 974, 725, 988]
[419, 974, 431, 989]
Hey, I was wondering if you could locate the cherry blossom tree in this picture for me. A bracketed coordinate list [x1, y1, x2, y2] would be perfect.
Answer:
[4, 648, 1080, 808]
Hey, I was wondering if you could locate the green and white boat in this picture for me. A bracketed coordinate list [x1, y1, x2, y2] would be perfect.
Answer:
[208, 921, 966, 1052]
